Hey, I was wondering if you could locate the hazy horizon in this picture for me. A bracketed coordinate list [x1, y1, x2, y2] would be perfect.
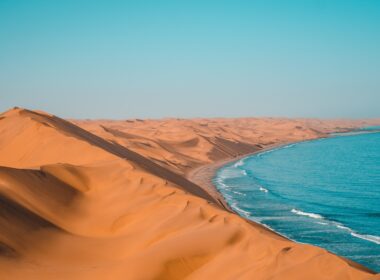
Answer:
[1, 0, 379, 119]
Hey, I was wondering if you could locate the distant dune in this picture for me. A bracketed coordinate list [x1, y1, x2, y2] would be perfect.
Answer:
[0, 107, 378, 279]
[74, 116, 379, 176]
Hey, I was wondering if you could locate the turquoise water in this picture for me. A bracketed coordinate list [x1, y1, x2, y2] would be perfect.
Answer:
[214, 131, 380, 272]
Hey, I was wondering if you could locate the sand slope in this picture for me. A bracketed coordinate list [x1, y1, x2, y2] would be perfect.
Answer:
[0, 108, 378, 279]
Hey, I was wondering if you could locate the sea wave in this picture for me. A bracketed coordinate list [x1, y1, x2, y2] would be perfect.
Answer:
[215, 175, 247, 197]
[230, 202, 251, 218]
[219, 179, 380, 247]
[336, 224, 351, 231]
[223, 193, 233, 200]
[282, 143, 295, 149]
[232, 159, 248, 176]
[350, 233, 380, 245]
[230, 190, 247, 197]
[290, 208, 380, 245]
[233, 159, 245, 167]
[334, 222, 380, 245]
[214, 178, 230, 190]
[291, 208, 323, 219]
[218, 168, 245, 179]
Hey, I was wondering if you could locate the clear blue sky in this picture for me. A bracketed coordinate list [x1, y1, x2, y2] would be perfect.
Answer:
[1, 0, 379, 119]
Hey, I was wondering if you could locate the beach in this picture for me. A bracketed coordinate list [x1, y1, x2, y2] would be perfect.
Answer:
[190, 133, 380, 272]
[186, 143, 287, 211]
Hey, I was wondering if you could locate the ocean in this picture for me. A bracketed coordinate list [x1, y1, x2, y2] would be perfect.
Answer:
[214, 130, 380, 272]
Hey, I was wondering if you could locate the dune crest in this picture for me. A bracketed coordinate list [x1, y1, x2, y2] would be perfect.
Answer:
[0, 108, 378, 279]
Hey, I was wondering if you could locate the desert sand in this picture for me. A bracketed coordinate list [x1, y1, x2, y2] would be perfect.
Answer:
[0, 107, 379, 279]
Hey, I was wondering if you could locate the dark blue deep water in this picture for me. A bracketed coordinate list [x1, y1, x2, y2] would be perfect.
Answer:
[214, 131, 380, 272]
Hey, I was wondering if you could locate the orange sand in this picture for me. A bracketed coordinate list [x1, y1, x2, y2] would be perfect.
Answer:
[0, 107, 378, 279]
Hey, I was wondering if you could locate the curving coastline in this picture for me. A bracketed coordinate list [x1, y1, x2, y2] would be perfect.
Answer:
[187, 141, 309, 212]
[186, 140, 316, 230]
[187, 129, 379, 214]
[187, 136, 378, 274]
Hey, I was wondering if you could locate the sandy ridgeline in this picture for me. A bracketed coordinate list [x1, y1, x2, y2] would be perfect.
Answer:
[0, 108, 379, 280]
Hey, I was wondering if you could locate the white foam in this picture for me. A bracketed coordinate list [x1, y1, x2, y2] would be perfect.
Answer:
[336, 224, 351, 231]
[230, 203, 251, 218]
[333, 222, 380, 245]
[259, 186, 269, 193]
[350, 233, 380, 245]
[291, 208, 323, 219]
[231, 190, 247, 197]
[218, 168, 244, 179]
[233, 159, 244, 167]
[283, 144, 295, 149]
[214, 178, 229, 190]
[223, 193, 233, 200]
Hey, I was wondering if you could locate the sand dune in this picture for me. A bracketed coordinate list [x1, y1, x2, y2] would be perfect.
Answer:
[74, 117, 379, 176]
[0, 107, 378, 279]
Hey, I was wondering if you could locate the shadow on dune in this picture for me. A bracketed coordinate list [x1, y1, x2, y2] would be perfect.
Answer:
[18, 109, 217, 205]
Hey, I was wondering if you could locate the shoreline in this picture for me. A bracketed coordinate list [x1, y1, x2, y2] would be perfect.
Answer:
[186, 139, 319, 241]
[186, 129, 378, 212]
[186, 140, 310, 211]
[187, 141, 303, 243]
[186, 134, 377, 274]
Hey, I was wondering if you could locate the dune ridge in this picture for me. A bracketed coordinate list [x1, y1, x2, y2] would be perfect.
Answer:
[0, 107, 378, 279]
